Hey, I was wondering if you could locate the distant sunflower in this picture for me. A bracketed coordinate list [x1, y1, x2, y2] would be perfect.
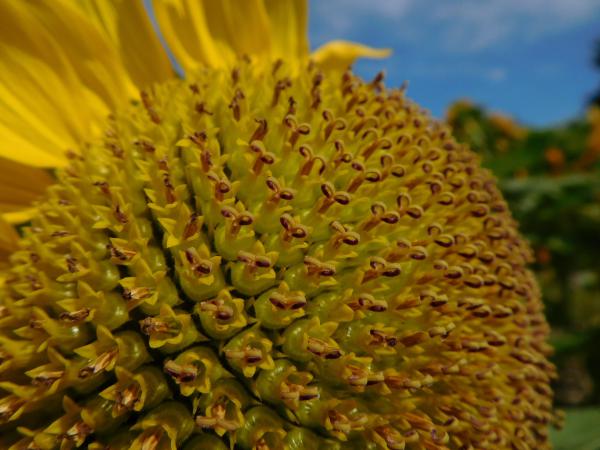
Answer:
[0, 1, 555, 449]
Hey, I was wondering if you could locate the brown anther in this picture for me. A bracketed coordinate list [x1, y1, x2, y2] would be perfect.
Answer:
[199, 299, 235, 321]
[283, 115, 310, 147]
[231, 67, 240, 84]
[272, 58, 284, 75]
[330, 221, 360, 248]
[0, 397, 26, 423]
[108, 243, 137, 262]
[189, 83, 200, 94]
[138, 428, 164, 450]
[93, 180, 111, 196]
[362, 136, 393, 160]
[114, 382, 141, 414]
[311, 89, 322, 110]
[269, 291, 307, 310]
[28, 315, 43, 329]
[287, 96, 297, 115]
[221, 207, 253, 235]
[346, 161, 366, 193]
[248, 142, 275, 175]
[266, 177, 295, 203]
[122, 287, 153, 302]
[134, 139, 156, 153]
[298, 145, 325, 177]
[348, 293, 388, 312]
[140, 317, 179, 337]
[323, 114, 347, 141]
[250, 118, 269, 142]
[444, 266, 464, 280]
[362, 258, 401, 283]
[62, 421, 93, 445]
[59, 308, 90, 324]
[65, 149, 80, 160]
[272, 78, 291, 107]
[196, 403, 240, 431]
[79, 348, 118, 378]
[237, 251, 271, 273]
[364, 203, 400, 231]
[140, 90, 152, 108]
[162, 174, 176, 204]
[374, 426, 405, 450]
[343, 364, 369, 388]
[65, 256, 80, 273]
[434, 234, 455, 248]
[281, 381, 319, 402]
[195, 102, 213, 115]
[113, 204, 128, 224]
[307, 337, 341, 359]
[50, 230, 70, 240]
[207, 172, 231, 200]
[164, 360, 198, 383]
[26, 274, 43, 291]
[228, 89, 244, 121]
[32, 370, 64, 387]
[405, 205, 424, 219]
[147, 108, 163, 128]
[225, 346, 263, 364]
[158, 158, 169, 171]
[400, 331, 428, 347]
[183, 213, 200, 240]
[370, 329, 398, 347]
[279, 214, 308, 242]
[318, 183, 351, 213]
[370, 71, 385, 88]
[303, 256, 336, 277]
[184, 248, 213, 277]
[189, 130, 208, 147]
[106, 142, 124, 158]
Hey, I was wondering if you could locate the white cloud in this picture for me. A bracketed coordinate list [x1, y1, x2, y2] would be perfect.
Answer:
[432, 0, 600, 51]
[312, 0, 600, 51]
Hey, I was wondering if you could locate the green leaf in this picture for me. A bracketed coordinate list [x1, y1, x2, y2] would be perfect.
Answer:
[551, 408, 600, 450]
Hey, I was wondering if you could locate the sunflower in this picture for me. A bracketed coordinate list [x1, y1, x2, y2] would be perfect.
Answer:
[0, 1, 554, 449]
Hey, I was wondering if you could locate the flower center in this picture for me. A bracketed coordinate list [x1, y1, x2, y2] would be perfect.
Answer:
[0, 59, 554, 448]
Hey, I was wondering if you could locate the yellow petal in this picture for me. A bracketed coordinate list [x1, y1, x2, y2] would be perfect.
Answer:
[263, 0, 309, 59]
[0, 156, 53, 223]
[311, 40, 392, 71]
[153, 0, 232, 71]
[153, 0, 310, 73]
[0, 0, 132, 168]
[0, 213, 20, 267]
[74, 0, 174, 88]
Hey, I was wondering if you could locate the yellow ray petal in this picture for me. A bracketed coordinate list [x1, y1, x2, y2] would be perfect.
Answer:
[0, 157, 54, 223]
[0, 215, 19, 269]
[74, 0, 174, 88]
[311, 40, 392, 71]
[153, 0, 309, 73]
[263, 0, 309, 59]
[0, 1, 118, 167]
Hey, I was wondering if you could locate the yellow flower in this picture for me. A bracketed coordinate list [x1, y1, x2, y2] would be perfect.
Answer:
[0, 1, 555, 449]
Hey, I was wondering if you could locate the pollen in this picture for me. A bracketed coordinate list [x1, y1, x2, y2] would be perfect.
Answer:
[0, 59, 554, 449]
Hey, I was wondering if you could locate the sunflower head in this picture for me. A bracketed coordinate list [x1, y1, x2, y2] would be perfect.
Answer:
[0, 1, 555, 449]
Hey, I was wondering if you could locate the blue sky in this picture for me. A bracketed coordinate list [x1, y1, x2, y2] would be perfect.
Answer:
[309, 0, 600, 127]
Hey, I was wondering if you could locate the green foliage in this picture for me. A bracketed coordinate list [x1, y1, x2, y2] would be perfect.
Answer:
[447, 101, 600, 413]
[550, 408, 600, 450]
